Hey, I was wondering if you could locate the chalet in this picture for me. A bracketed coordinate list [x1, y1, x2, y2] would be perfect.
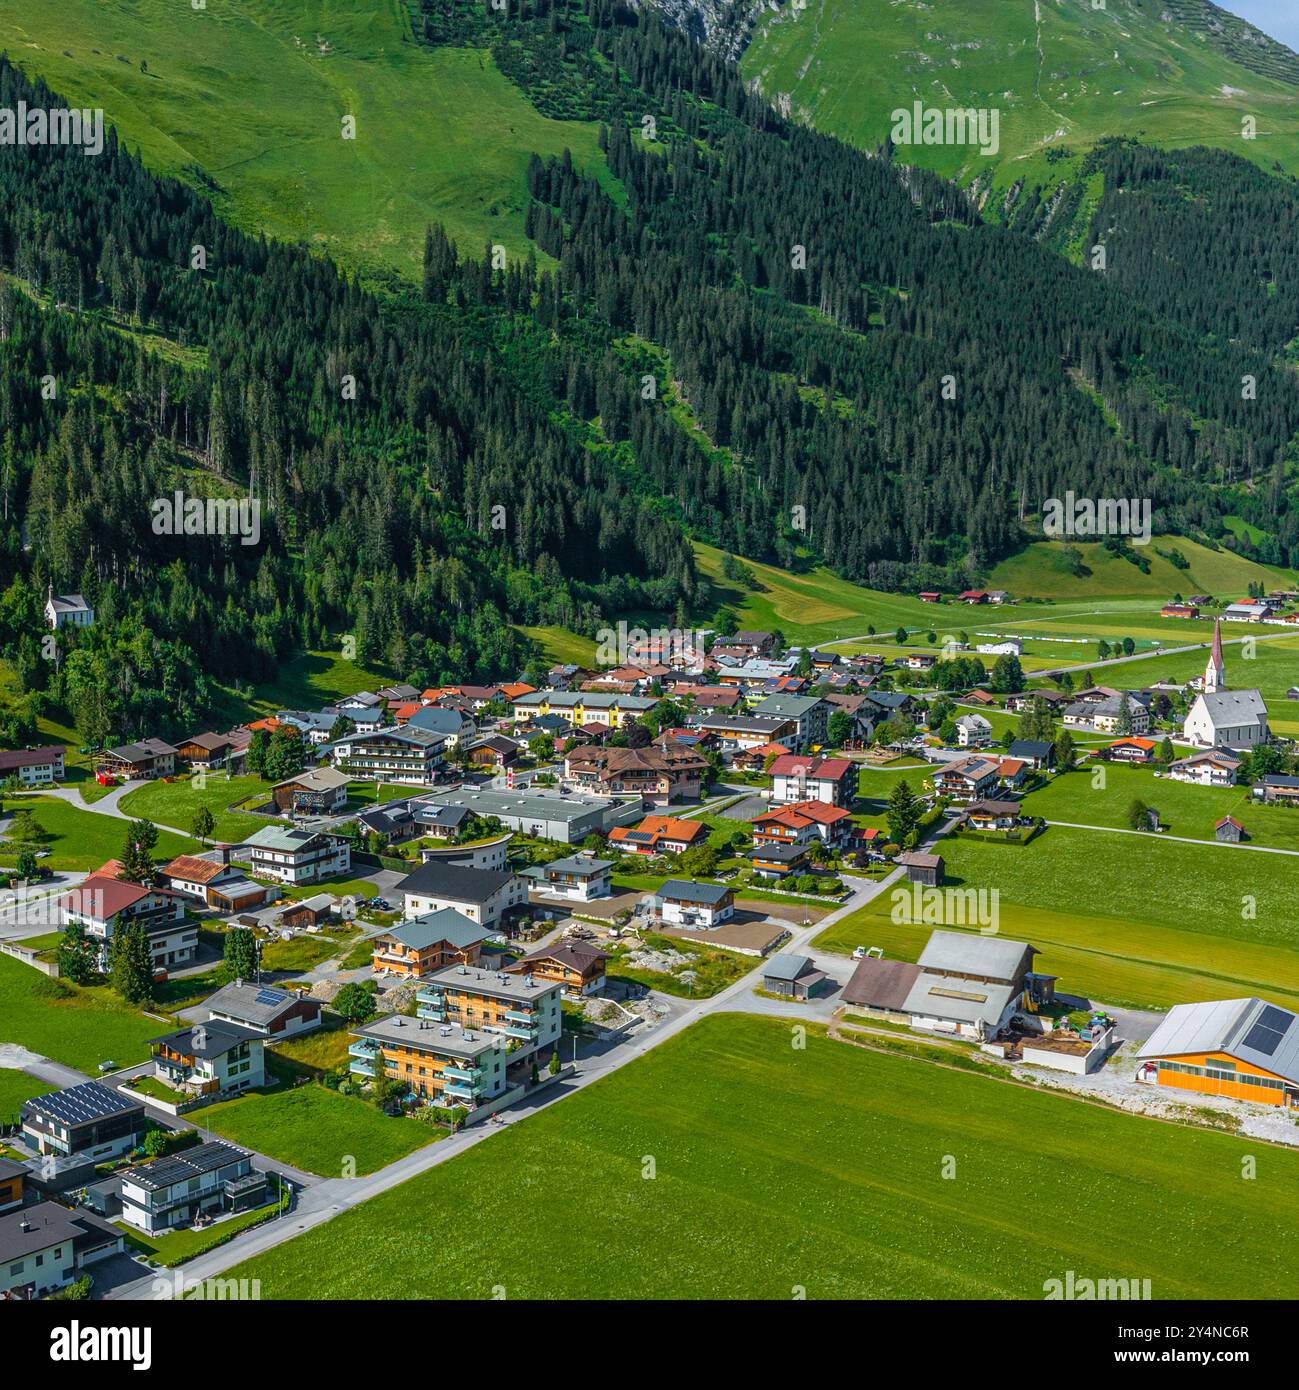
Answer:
[752, 801, 852, 849]
[535, 852, 614, 902]
[961, 689, 999, 707]
[724, 630, 777, 656]
[932, 756, 1000, 802]
[563, 744, 707, 804]
[965, 800, 1029, 834]
[1063, 696, 1150, 736]
[655, 879, 735, 927]
[370, 908, 490, 978]
[0, 746, 65, 785]
[240, 825, 352, 885]
[336, 691, 384, 715]
[59, 873, 194, 972]
[175, 732, 233, 772]
[276, 709, 338, 745]
[507, 940, 610, 995]
[0, 1201, 123, 1299]
[1216, 816, 1246, 843]
[1166, 748, 1242, 787]
[329, 726, 446, 784]
[768, 753, 857, 807]
[21, 1082, 146, 1161]
[731, 739, 792, 771]
[271, 765, 352, 816]
[918, 591, 941, 603]
[958, 590, 989, 605]
[99, 737, 177, 780]
[44, 586, 94, 631]
[1161, 603, 1200, 619]
[745, 841, 809, 880]
[1253, 774, 1299, 806]
[1004, 690, 1069, 713]
[608, 814, 709, 857]
[996, 757, 1029, 792]
[160, 854, 272, 912]
[1106, 737, 1157, 763]
[395, 860, 528, 930]
[465, 735, 519, 770]
[376, 683, 422, 705]
[148, 1021, 265, 1097]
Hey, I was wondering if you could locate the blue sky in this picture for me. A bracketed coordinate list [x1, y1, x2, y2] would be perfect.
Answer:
[1220, 1, 1299, 51]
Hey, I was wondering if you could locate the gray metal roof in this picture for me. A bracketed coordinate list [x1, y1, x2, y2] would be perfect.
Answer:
[902, 972, 1018, 1026]
[658, 879, 733, 904]
[916, 930, 1034, 982]
[384, 908, 489, 952]
[203, 981, 312, 1026]
[1138, 998, 1299, 1084]
[149, 1019, 264, 1059]
[764, 953, 815, 981]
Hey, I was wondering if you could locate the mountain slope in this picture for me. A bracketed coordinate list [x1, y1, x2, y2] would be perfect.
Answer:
[739, 0, 1299, 208]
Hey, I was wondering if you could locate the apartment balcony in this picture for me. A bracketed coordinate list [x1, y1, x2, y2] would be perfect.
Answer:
[441, 1064, 481, 1083]
[348, 1040, 381, 1059]
[505, 1023, 538, 1041]
[415, 987, 446, 1008]
[443, 1080, 482, 1099]
[504, 1009, 535, 1023]
[416, 1004, 447, 1022]
[348, 1059, 375, 1077]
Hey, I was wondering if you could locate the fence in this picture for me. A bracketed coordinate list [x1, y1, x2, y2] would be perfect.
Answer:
[0, 940, 58, 977]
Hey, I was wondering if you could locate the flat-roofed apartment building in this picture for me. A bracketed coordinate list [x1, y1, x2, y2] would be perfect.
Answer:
[119, 1140, 268, 1236]
[328, 725, 446, 784]
[348, 1013, 512, 1113]
[415, 962, 562, 1061]
[1137, 997, 1299, 1108]
[412, 786, 639, 844]
[240, 824, 351, 884]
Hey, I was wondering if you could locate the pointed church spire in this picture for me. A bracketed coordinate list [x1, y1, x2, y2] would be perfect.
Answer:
[1204, 618, 1226, 694]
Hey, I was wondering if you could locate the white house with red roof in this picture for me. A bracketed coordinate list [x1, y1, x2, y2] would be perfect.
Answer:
[768, 754, 857, 807]
[59, 872, 194, 972]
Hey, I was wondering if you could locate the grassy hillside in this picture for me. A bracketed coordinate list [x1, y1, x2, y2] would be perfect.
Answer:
[229, 1014, 1299, 1299]
[742, 0, 1299, 206]
[0, 0, 610, 275]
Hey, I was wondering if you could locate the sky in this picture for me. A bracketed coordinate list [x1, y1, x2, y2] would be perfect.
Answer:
[1219, 1, 1299, 51]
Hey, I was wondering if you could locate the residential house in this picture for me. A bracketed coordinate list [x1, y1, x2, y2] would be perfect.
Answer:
[965, 801, 1030, 834]
[655, 879, 735, 927]
[768, 753, 857, 807]
[396, 860, 528, 931]
[0, 1201, 123, 1298]
[509, 690, 657, 729]
[148, 1021, 265, 1097]
[954, 714, 992, 748]
[745, 841, 809, 880]
[21, 1082, 146, 1161]
[1007, 739, 1055, 770]
[535, 853, 614, 902]
[329, 726, 446, 784]
[119, 1141, 269, 1236]
[0, 746, 65, 786]
[376, 683, 422, 705]
[932, 756, 1000, 803]
[370, 908, 491, 978]
[1253, 774, 1299, 805]
[696, 714, 796, 756]
[276, 709, 339, 745]
[99, 737, 177, 779]
[174, 732, 233, 772]
[160, 854, 272, 913]
[1106, 737, 1157, 763]
[240, 825, 352, 885]
[1063, 695, 1150, 736]
[270, 765, 352, 815]
[335, 691, 384, 716]
[995, 757, 1030, 792]
[58, 874, 194, 972]
[608, 814, 709, 857]
[408, 704, 477, 749]
[202, 981, 322, 1039]
[1166, 749, 1242, 787]
[507, 940, 610, 996]
[751, 801, 852, 850]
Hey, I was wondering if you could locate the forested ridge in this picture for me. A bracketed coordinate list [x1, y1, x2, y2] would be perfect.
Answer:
[0, 0, 1297, 740]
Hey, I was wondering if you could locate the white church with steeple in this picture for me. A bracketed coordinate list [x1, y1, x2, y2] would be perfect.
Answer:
[1183, 619, 1269, 750]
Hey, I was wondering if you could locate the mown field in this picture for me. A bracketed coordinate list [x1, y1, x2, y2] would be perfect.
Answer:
[0, 796, 197, 872]
[817, 827, 1299, 1012]
[197, 1070, 437, 1177]
[229, 1015, 1299, 1299]
[0, 952, 161, 1072]
[0, 0, 612, 276]
[118, 773, 273, 842]
[1023, 765, 1299, 851]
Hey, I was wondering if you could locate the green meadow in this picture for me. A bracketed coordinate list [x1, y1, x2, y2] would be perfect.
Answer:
[229, 1015, 1299, 1299]
[0, 795, 198, 872]
[0, 0, 612, 277]
[742, 0, 1299, 203]
[817, 827, 1299, 1012]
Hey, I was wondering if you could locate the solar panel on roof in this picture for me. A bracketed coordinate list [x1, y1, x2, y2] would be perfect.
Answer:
[255, 988, 288, 1006]
[1243, 1021, 1287, 1056]
[1258, 1005, 1293, 1034]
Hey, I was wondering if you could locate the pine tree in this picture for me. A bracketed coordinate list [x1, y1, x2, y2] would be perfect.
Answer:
[111, 921, 154, 1003]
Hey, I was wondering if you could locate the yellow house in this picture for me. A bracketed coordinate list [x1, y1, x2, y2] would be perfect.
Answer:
[1137, 998, 1299, 1108]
